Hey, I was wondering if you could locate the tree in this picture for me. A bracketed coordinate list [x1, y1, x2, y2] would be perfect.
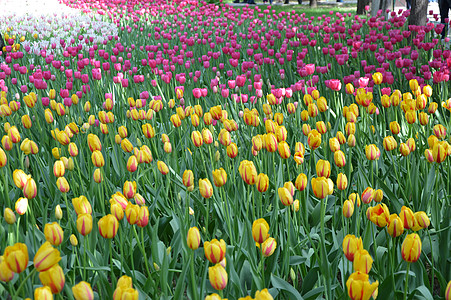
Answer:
[310, 0, 317, 8]
[356, 0, 370, 15]
[408, 0, 428, 27]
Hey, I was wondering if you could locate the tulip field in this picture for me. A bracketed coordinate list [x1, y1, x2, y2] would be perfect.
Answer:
[1, 0, 451, 299]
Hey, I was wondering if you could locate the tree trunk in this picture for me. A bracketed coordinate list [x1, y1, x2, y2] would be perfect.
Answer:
[371, 0, 380, 16]
[356, 0, 370, 15]
[409, 0, 428, 27]
[309, 0, 317, 8]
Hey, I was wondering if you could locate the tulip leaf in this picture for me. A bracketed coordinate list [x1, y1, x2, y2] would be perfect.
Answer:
[270, 274, 304, 300]
[289, 255, 307, 266]
[420, 166, 436, 212]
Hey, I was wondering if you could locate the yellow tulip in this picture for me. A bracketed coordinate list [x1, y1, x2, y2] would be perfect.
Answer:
[33, 241, 61, 272]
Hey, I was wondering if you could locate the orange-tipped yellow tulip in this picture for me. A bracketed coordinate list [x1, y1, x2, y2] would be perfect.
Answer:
[34, 286, 54, 300]
[261, 237, 277, 257]
[72, 281, 94, 300]
[212, 168, 227, 187]
[187, 227, 201, 250]
[401, 233, 422, 263]
[44, 222, 64, 246]
[76, 214, 93, 236]
[387, 214, 404, 238]
[369, 203, 390, 227]
[4, 207, 16, 224]
[4, 243, 28, 273]
[39, 264, 65, 294]
[209, 264, 228, 290]
[278, 187, 293, 206]
[353, 250, 373, 274]
[252, 218, 270, 244]
[346, 271, 379, 300]
[0, 255, 14, 282]
[256, 173, 269, 193]
[204, 239, 226, 264]
[342, 235, 363, 262]
[98, 214, 119, 239]
[199, 178, 213, 198]
[125, 202, 140, 225]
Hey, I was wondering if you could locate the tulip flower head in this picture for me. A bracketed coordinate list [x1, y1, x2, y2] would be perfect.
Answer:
[5, 243, 29, 273]
[39, 264, 65, 294]
[98, 214, 119, 239]
[401, 233, 422, 263]
[353, 250, 373, 274]
[44, 222, 64, 246]
[342, 235, 363, 262]
[252, 218, 270, 244]
[209, 264, 228, 290]
[33, 241, 61, 272]
[72, 281, 94, 300]
[204, 239, 226, 264]
[187, 227, 201, 250]
[346, 271, 379, 300]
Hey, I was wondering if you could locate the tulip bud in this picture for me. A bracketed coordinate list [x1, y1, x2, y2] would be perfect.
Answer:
[199, 178, 213, 198]
[39, 264, 65, 294]
[278, 187, 293, 206]
[34, 287, 53, 300]
[204, 239, 226, 264]
[54, 205, 63, 220]
[76, 214, 93, 236]
[361, 187, 374, 204]
[98, 214, 119, 239]
[4, 207, 16, 224]
[334, 150, 346, 168]
[187, 227, 201, 250]
[346, 271, 379, 300]
[33, 241, 61, 272]
[72, 281, 94, 300]
[70, 234, 78, 246]
[307, 130, 321, 150]
[252, 218, 270, 244]
[56, 177, 70, 193]
[157, 160, 169, 175]
[226, 143, 238, 158]
[0, 255, 14, 282]
[261, 237, 277, 257]
[44, 222, 64, 246]
[209, 264, 228, 291]
[401, 233, 422, 262]
[337, 173, 348, 190]
[342, 235, 363, 262]
[343, 200, 354, 218]
[125, 202, 140, 225]
[53, 160, 65, 178]
[212, 168, 227, 187]
[14, 197, 28, 215]
[353, 249, 373, 274]
[399, 206, 415, 230]
[311, 177, 332, 199]
[387, 214, 404, 238]
[23, 177, 37, 199]
[256, 173, 269, 193]
[412, 211, 430, 231]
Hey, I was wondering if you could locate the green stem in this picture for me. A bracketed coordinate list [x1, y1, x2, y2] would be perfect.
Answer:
[427, 229, 434, 294]
[190, 251, 198, 300]
[404, 262, 410, 300]
[109, 239, 116, 287]
[83, 235, 88, 281]
[13, 268, 36, 298]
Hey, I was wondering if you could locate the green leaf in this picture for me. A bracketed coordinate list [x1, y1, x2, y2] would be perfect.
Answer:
[270, 274, 304, 300]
